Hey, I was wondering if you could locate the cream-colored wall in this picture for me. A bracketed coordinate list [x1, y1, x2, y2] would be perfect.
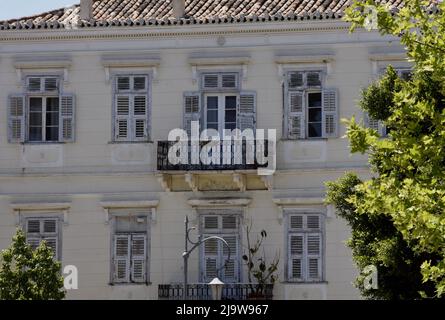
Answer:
[0, 21, 402, 299]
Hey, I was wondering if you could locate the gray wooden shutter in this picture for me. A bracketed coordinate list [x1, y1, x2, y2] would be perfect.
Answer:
[203, 74, 219, 89]
[8, 95, 25, 143]
[322, 89, 338, 138]
[288, 91, 304, 139]
[203, 237, 218, 281]
[183, 92, 201, 136]
[60, 94, 75, 142]
[114, 235, 131, 283]
[115, 95, 131, 141]
[222, 235, 238, 282]
[131, 234, 147, 283]
[133, 95, 148, 140]
[364, 112, 386, 136]
[237, 91, 256, 132]
[289, 234, 304, 280]
[307, 233, 322, 281]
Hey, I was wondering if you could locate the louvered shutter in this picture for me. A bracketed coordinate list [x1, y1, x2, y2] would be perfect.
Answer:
[28, 77, 42, 92]
[133, 95, 148, 140]
[222, 235, 238, 282]
[27, 238, 41, 251]
[203, 74, 219, 89]
[289, 234, 304, 280]
[60, 94, 75, 142]
[131, 234, 147, 283]
[115, 95, 130, 141]
[288, 91, 304, 139]
[8, 95, 25, 143]
[183, 92, 201, 136]
[237, 91, 256, 132]
[44, 78, 58, 92]
[364, 112, 386, 136]
[307, 233, 321, 280]
[26, 219, 41, 251]
[322, 89, 338, 138]
[114, 235, 131, 283]
[288, 72, 304, 88]
[42, 237, 58, 260]
[203, 237, 218, 281]
[221, 74, 237, 89]
[307, 72, 322, 86]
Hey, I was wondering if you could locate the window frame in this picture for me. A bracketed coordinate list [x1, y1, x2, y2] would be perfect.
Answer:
[285, 210, 325, 283]
[203, 93, 239, 136]
[112, 74, 151, 142]
[109, 210, 151, 285]
[198, 210, 242, 283]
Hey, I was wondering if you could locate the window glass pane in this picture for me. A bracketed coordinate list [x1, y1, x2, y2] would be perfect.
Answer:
[46, 127, 59, 141]
[46, 98, 60, 142]
[225, 96, 237, 128]
[207, 96, 218, 109]
[46, 97, 59, 112]
[29, 97, 42, 112]
[225, 110, 236, 123]
[207, 110, 218, 123]
[308, 108, 322, 122]
[225, 96, 237, 109]
[308, 123, 322, 138]
[308, 93, 322, 108]
[29, 98, 43, 141]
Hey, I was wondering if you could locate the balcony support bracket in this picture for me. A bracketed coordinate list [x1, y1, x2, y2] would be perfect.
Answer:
[185, 173, 198, 192]
[233, 173, 246, 192]
[261, 175, 273, 191]
[157, 174, 172, 192]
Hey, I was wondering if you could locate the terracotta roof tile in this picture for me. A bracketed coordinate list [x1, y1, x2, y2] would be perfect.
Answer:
[0, 0, 409, 31]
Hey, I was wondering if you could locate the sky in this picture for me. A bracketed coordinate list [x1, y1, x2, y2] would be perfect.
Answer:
[0, 0, 78, 21]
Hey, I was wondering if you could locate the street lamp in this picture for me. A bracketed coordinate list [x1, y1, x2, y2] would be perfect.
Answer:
[209, 277, 224, 300]
[182, 216, 231, 300]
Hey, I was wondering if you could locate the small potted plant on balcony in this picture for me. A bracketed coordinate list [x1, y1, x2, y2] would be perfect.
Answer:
[242, 224, 280, 300]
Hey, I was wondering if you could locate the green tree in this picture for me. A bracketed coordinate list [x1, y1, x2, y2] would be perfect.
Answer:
[326, 0, 445, 298]
[0, 229, 65, 300]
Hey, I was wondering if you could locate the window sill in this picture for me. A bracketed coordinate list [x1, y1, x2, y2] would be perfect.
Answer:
[280, 138, 328, 142]
[108, 141, 154, 144]
[109, 282, 152, 286]
[281, 281, 328, 285]
[22, 141, 66, 145]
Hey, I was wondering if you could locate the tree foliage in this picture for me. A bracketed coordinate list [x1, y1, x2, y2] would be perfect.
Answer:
[0, 229, 65, 300]
[326, 0, 445, 298]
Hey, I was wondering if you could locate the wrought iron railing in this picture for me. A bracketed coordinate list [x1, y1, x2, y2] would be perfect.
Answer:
[158, 283, 274, 300]
[157, 140, 270, 171]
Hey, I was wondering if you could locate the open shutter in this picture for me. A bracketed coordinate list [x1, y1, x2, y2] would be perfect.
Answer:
[289, 234, 304, 280]
[115, 95, 131, 141]
[237, 91, 256, 132]
[183, 92, 201, 136]
[60, 94, 75, 142]
[131, 234, 147, 283]
[322, 89, 338, 138]
[288, 91, 304, 139]
[114, 235, 131, 283]
[133, 95, 148, 140]
[8, 95, 25, 143]
[364, 113, 386, 136]
[307, 234, 322, 281]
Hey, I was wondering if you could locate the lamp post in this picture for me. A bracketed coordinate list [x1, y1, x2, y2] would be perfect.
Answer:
[209, 277, 224, 300]
[182, 216, 231, 300]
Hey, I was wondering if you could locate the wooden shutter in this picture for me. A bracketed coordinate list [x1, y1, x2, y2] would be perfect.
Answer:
[42, 237, 58, 260]
[221, 74, 237, 89]
[203, 74, 219, 89]
[28, 77, 42, 92]
[237, 91, 256, 132]
[115, 95, 130, 141]
[306, 72, 322, 87]
[288, 91, 304, 139]
[133, 95, 148, 140]
[133, 76, 147, 91]
[117, 76, 131, 91]
[322, 89, 338, 138]
[288, 72, 304, 88]
[114, 235, 131, 283]
[60, 94, 75, 142]
[44, 77, 58, 92]
[364, 112, 386, 136]
[203, 237, 218, 281]
[8, 95, 25, 143]
[307, 234, 322, 280]
[183, 92, 201, 136]
[222, 235, 239, 282]
[131, 234, 147, 283]
[289, 234, 304, 280]
[203, 216, 219, 230]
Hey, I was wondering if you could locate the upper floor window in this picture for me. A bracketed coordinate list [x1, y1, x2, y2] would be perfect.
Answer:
[183, 72, 256, 136]
[111, 213, 150, 284]
[284, 71, 338, 140]
[24, 217, 61, 260]
[113, 75, 150, 142]
[200, 212, 240, 283]
[8, 76, 75, 143]
[287, 212, 324, 282]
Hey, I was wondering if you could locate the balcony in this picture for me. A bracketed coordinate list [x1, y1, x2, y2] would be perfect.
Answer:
[157, 140, 269, 171]
[158, 283, 274, 300]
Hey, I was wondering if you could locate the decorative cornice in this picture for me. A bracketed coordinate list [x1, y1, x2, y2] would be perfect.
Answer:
[100, 200, 159, 209]
[188, 197, 251, 207]
[275, 54, 334, 64]
[10, 202, 71, 211]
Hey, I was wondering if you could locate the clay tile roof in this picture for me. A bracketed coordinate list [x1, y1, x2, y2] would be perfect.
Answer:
[0, 0, 407, 31]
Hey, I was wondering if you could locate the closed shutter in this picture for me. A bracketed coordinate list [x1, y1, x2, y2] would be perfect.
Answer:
[221, 74, 237, 89]
[307, 234, 321, 280]
[114, 235, 131, 283]
[203, 74, 219, 89]
[133, 95, 148, 140]
[183, 92, 201, 136]
[237, 91, 256, 132]
[322, 89, 338, 138]
[44, 78, 59, 92]
[288, 72, 304, 88]
[43, 237, 58, 260]
[28, 77, 42, 92]
[115, 95, 130, 141]
[8, 95, 25, 143]
[131, 234, 147, 283]
[203, 237, 218, 281]
[288, 91, 304, 139]
[289, 234, 304, 280]
[60, 94, 75, 142]
[222, 235, 238, 282]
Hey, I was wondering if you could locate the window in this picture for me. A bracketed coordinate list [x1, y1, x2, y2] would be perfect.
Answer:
[200, 213, 240, 283]
[8, 76, 75, 143]
[113, 75, 150, 141]
[287, 213, 324, 282]
[285, 71, 338, 139]
[183, 72, 256, 136]
[111, 214, 149, 284]
[24, 217, 61, 260]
